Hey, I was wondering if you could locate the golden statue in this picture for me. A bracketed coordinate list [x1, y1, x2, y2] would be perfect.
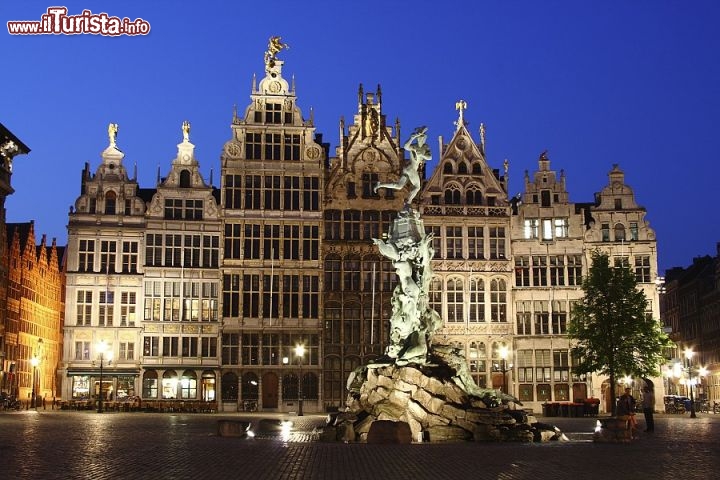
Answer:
[182, 120, 191, 142]
[108, 123, 119, 147]
[264, 36, 289, 72]
[455, 100, 467, 130]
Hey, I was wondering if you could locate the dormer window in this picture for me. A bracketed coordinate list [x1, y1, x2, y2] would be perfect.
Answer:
[614, 198, 622, 210]
[105, 191, 117, 215]
[179, 170, 191, 188]
[541, 190, 551, 207]
[265, 102, 282, 124]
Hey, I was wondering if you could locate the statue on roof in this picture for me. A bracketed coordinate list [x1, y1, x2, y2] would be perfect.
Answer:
[374, 126, 430, 206]
[455, 100, 467, 131]
[264, 36, 289, 73]
[108, 123, 119, 148]
[182, 120, 191, 142]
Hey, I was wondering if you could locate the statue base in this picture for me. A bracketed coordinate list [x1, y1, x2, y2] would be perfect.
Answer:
[327, 345, 564, 443]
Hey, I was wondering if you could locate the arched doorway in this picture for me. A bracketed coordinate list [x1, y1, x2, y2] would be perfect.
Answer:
[262, 372, 278, 409]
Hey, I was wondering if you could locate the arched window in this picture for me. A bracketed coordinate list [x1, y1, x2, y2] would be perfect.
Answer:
[466, 186, 482, 205]
[472, 163, 482, 174]
[105, 191, 117, 215]
[429, 276, 443, 317]
[302, 372, 319, 400]
[443, 163, 453, 174]
[221, 372, 238, 401]
[241, 372, 258, 400]
[458, 162, 468, 174]
[469, 278, 485, 322]
[614, 223, 626, 242]
[446, 277, 464, 323]
[282, 373, 299, 400]
[490, 279, 507, 323]
[162, 370, 178, 399]
[444, 187, 461, 204]
[344, 356, 361, 373]
[180, 370, 197, 399]
[179, 170, 191, 188]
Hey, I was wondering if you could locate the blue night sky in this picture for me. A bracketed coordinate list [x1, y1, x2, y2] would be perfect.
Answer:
[3, 1, 720, 274]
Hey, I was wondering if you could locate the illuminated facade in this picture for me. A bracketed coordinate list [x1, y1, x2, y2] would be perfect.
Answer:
[57, 49, 662, 414]
[62, 138, 147, 403]
[140, 126, 222, 405]
[4, 222, 64, 404]
[321, 85, 405, 407]
[218, 55, 325, 412]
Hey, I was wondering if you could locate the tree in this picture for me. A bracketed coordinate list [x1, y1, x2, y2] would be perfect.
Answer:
[568, 251, 671, 415]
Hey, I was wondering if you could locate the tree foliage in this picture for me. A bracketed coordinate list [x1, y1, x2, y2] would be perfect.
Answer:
[568, 251, 671, 414]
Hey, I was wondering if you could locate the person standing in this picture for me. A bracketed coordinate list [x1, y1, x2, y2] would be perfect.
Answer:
[642, 386, 655, 432]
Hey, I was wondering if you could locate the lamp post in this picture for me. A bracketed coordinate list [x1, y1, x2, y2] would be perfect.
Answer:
[30, 355, 39, 410]
[295, 344, 305, 416]
[494, 345, 513, 395]
[684, 348, 696, 419]
[97, 340, 112, 414]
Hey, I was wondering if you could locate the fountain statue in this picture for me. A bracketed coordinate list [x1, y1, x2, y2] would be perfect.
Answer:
[322, 126, 559, 444]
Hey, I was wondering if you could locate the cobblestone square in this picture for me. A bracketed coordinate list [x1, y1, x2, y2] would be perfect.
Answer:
[1, 411, 719, 479]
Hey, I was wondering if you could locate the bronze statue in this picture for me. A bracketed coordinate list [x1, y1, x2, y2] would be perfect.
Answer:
[374, 126, 430, 205]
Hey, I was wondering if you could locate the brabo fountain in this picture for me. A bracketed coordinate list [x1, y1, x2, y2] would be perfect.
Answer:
[325, 127, 563, 443]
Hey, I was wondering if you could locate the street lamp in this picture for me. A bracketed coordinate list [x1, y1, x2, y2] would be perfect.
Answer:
[97, 340, 112, 414]
[30, 355, 39, 410]
[295, 344, 305, 416]
[494, 345, 513, 395]
[684, 348, 696, 419]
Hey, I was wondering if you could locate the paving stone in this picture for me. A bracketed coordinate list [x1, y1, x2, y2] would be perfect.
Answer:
[1, 411, 719, 479]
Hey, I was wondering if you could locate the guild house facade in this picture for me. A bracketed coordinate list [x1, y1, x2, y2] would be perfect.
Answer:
[60, 42, 663, 414]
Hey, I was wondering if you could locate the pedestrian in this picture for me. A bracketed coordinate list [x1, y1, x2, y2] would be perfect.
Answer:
[42, 394, 46, 410]
[616, 387, 637, 437]
[642, 386, 655, 432]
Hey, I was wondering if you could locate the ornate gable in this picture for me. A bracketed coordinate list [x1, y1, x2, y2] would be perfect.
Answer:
[325, 84, 405, 209]
[147, 122, 219, 220]
[420, 102, 508, 208]
[71, 124, 146, 218]
[222, 37, 324, 169]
